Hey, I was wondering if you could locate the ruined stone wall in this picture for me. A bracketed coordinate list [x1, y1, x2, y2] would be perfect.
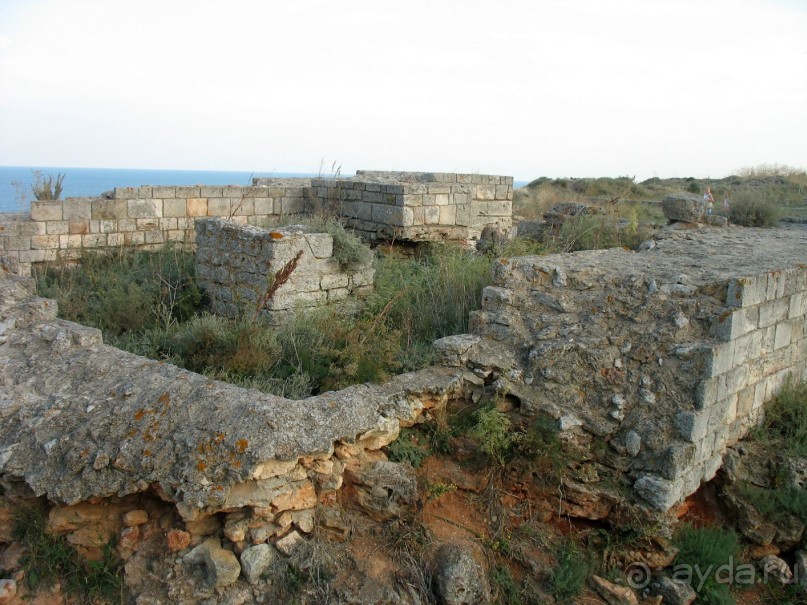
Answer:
[0, 272, 475, 568]
[444, 225, 807, 511]
[194, 218, 375, 319]
[307, 171, 513, 243]
[0, 180, 312, 276]
[1, 171, 515, 277]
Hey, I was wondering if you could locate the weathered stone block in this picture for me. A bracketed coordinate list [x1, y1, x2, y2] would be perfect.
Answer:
[713, 306, 758, 341]
[68, 221, 89, 235]
[321, 274, 349, 290]
[63, 200, 92, 220]
[676, 410, 709, 442]
[775, 321, 793, 350]
[705, 341, 735, 377]
[151, 186, 176, 198]
[634, 475, 683, 511]
[30, 201, 62, 222]
[790, 292, 807, 319]
[727, 275, 769, 308]
[439, 205, 457, 225]
[424, 207, 440, 225]
[163, 198, 187, 218]
[46, 221, 68, 235]
[91, 199, 127, 220]
[31, 235, 59, 250]
[128, 199, 161, 219]
[83, 234, 107, 248]
[207, 198, 229, 216]
[759, 298, 790, 328]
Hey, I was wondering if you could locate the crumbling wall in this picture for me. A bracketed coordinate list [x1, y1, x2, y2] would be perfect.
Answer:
[194, 218, 375, 319]
[0, 180, 312, 276]
[0, 273, 476, 577]
[440, 225, 807, 511]
[307, 171, 513, 244]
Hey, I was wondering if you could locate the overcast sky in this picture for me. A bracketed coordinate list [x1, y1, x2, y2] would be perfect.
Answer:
[0, 0, 805, 181]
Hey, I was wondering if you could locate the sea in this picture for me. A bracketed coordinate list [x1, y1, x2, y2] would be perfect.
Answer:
[0, 166, 529, 214]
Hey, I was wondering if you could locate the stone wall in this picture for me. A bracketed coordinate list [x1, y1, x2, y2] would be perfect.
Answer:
[1, 171, 513, 277]
[306, 171, 513, 243]
[0, 272, 474, 563]
[440, 225, 807, 511]
[194, 218, 375, 319]
[0, 180, 312, 277]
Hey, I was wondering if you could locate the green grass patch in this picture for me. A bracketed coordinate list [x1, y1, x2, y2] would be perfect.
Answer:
[14, 506, 123, 603]
[729, 192, 781, 227]
[547, 540, 590, 603]
[673, 524, 739, 605]
[750, 380, 807, 456]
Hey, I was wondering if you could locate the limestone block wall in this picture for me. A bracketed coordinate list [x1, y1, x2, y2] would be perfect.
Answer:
[309, 171, 513, 243]
[0, 180, 312, 276]
[0, 273, 471, 564]
[454, 226, 807, 511]
[194, 218, 375, 319]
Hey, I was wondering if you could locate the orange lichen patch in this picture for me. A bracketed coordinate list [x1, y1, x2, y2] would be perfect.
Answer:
[235, 439, 249, 453]
[126, 429, 138, 438]
[232, 460, 242, 468]
[196, 461, 207, 471]
[157, 393, 170, 405]
[718, 310, 732, 323]
[600, 367, 625, 383]
[143, 449, 152, 457]
[213, 433, 225, 443]
[134, 410, 146, 421]
[268, 231, 284, 239]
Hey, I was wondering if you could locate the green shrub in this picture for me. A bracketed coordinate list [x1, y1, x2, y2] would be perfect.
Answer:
[35, 245, 204, 337]
[752, 379, 807, 456]
[673, 524, 739, 605]
[469, 407, 518, 466]
[387, 428, 431, 468]
[293, 217, 374, 271]
[548, 541, 590, 603]
[31, 170, 65, 200]
[736, 483, 807, 524]
[729, 193, 781, 227]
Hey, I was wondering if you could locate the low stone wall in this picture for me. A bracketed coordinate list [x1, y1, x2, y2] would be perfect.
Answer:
[0, 180, 312, 276]
[307, 170, 513, 243]
[195, 218, 375, 319]
[0, 272, 473, 560]
[443, 224, 807, 511]
[1, 171, 513, 276]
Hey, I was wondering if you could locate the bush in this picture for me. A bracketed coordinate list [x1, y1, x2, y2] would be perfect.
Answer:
[729, 193, 781, 227]
[293, 217, 374, 271]
[31, 170, 65, 200]
[548, 541, 590, 603]
[35, 245, 204, 337]
[752, 379, 807, 456]
[673, 524, 738, 605]
[469, 407, 518, 465]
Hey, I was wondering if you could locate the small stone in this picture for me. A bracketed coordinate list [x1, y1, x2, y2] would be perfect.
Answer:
[292, 509, 315, 533]
[203, 546, 241, 587]
[647, 279, 658, 295]
[625, 431, 641, 457]
[613, 358, 623, 369]
[650, 576, 696, 605]
[0, 579, 17, 602]
[590, 575, 639, 605]
[275, 530, 304, 556]
[167, 529, 191, 552]
[559, 414, 583, 431]
[759, 554, 792, 585]
[612, 394, 627, 409]
[122, 509, 149, 527]
[609, 409, 625, 421]
[640, 389, 656, 405]
[119, 526, 140, 550]
[240, 543, 277, 585]
[794, 551, 807, 587]
[673, 312, 689, 329]
[432, 543, 490, 605]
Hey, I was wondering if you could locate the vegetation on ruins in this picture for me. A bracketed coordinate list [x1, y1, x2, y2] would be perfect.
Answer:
[30, 170, 65, 201]
[13, 505, 123, 603]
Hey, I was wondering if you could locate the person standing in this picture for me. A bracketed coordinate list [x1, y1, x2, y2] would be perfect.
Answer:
[704, 186, 715, 215]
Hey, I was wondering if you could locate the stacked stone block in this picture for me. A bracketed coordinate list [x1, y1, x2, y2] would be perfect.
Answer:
[0, 181, 312, 276]
[310, 171, 513, 243]
[0, 172, 513, 276]
[459, 227, 807, 511]
[195, 218, 374, 320]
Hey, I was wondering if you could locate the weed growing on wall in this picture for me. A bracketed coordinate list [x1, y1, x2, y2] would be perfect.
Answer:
[31, 170, 65, 200]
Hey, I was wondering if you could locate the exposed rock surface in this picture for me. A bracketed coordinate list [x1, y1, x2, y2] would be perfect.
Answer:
[662, 193, 706, 222]
[431, 542, 490, 605]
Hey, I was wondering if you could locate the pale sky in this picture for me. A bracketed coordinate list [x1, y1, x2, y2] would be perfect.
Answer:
[0, 0, 805, 181]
